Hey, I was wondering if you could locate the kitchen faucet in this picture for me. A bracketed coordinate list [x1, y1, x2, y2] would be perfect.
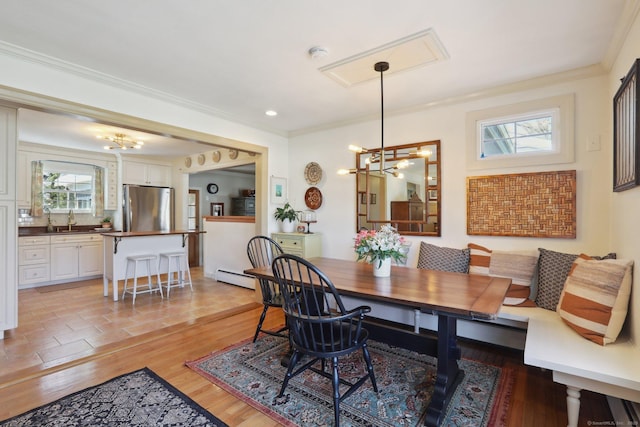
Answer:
[68, 209, 76, 231]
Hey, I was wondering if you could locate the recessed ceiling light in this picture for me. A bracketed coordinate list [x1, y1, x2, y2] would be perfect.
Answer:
[265, 110, 278, 117]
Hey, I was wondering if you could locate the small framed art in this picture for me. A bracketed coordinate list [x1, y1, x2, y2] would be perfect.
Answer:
[210, 202, 224, 216]
[271, 176, 287, 204]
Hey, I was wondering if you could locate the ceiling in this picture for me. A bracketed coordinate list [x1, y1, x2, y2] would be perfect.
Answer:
[0, 1, 630, 156]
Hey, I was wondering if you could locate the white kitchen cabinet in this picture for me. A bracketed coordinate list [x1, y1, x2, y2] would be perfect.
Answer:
[18, 235, 51, 286]
[271, 232, 322, 258]
[50, 234, 103, 282]
[122, 160, 171, 186]
[0, 105, 18, 337]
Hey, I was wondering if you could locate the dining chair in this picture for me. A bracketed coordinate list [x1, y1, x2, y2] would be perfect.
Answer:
[271, 254, 378, 426]
[246, 235, 288, 342]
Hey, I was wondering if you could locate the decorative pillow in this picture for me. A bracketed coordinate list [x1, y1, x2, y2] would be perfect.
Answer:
[468, 243, 491, 275]
[467, 243, 538, 306]
[489, 251, 538, 306]
[535, 248, 616, 311]
[417, 242, 470, 273]
[557, 255, 633, 345]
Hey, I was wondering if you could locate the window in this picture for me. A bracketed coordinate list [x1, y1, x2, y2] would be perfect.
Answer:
[480, 110, 557, 158]
[466, 94, 574, 170]
[42, 161, 96, 212]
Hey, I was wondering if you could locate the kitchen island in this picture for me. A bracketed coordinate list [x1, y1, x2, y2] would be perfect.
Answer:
[102, 230, 203, 301]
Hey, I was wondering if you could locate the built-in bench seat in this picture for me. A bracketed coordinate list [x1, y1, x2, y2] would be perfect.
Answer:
[342, 295, 639, 427]
[340, 242, 639, 426]
[524, 307, 640, 427]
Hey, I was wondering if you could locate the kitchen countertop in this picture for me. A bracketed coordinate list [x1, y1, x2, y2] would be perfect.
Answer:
[19, 225, 115, 237]
[101, 230, 205, 237]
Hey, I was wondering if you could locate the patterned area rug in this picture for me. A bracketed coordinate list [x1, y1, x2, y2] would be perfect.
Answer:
[0, 367, 227, 427]
[187, 336, 513, 427]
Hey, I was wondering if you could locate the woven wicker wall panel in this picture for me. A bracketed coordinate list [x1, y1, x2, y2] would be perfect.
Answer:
[467, 170, 576, 238]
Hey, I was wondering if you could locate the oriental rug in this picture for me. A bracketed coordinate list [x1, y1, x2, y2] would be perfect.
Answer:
[187, 336, 513, 427]
[0, 367, 227, 427]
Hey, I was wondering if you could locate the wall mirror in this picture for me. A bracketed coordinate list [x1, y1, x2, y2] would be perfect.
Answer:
[355, 140, 441, 236]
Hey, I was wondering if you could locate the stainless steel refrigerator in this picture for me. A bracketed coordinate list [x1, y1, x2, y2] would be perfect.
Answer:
[123, 184, 175, 232]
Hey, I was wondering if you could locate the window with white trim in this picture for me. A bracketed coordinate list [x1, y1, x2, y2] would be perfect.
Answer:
[466, 94, 574, 170]
[43, 161, 95, 212]
[479, 109, 558, 159]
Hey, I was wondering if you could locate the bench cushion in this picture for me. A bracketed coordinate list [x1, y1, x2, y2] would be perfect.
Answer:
[535, 248, 616, 310]
[557, 256, 633, 345]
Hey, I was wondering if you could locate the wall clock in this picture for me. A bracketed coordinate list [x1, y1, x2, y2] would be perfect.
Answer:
[207, 183, 219, 194]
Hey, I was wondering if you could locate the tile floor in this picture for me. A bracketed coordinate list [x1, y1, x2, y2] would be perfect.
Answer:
[0, 267, 257, 379]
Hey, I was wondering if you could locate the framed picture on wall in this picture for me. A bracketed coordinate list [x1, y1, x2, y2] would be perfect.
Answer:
[613, 58, 640, 192]
[210, 202, 224, 216]
[271, 176, 287, 204]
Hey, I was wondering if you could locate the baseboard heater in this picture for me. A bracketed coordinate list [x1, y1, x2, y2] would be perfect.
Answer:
[215, 268, 255, 289]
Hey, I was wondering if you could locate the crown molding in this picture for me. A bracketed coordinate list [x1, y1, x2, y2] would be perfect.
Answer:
[0, 40, 287, 138]
[289, 63, 607, 138]
[602, 0, 640, 70]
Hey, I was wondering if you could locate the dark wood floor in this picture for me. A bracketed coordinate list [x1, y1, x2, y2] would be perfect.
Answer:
[0, 269, 613, 426]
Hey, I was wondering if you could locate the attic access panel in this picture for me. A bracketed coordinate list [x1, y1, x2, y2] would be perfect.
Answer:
[467, 170, 576, 238]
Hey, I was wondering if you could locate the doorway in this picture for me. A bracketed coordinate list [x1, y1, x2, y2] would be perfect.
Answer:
[188, 189, 200, 267]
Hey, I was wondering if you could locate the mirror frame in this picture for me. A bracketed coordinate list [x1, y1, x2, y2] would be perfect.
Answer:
[355, 140, 441, 236]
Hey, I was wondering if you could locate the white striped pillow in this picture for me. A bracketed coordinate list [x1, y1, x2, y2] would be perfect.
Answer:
[468, 243, 491, 276]
[489, 251, 538, 306]
[468, 243, 538, 306]
[557, 255, 633, 346]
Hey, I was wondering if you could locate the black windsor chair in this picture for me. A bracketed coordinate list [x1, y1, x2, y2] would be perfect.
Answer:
[271, 254, 378, 426]
[246, 235, 288, 342]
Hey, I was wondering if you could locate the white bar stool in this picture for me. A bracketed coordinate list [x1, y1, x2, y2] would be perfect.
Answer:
[122, 254, 163, 304]
[159, 251, 193, 297]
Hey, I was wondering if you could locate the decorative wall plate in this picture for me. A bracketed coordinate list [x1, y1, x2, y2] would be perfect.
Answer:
[184, 157, 192, 168]
[304, 162, 323, 185]
[304, 186, 323, 210]
[197, 153, 206, 165]
[212, 150, 221, 162]
[229, 149, 239, 160]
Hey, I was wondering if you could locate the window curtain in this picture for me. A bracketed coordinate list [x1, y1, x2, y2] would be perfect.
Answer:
[30, 160, 44, 217]
[94, 166, 104, 217]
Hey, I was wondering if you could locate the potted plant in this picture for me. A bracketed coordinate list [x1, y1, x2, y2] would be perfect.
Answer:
[101, 216, 112, 228]
[274, 202, 298, 233]
[354, 225, 408, 277]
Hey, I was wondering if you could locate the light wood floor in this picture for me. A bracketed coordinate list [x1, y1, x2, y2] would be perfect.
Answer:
[0, 268, 613, 426]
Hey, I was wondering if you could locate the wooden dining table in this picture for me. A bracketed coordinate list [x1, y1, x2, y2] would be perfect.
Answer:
[245, 256, 511, 427]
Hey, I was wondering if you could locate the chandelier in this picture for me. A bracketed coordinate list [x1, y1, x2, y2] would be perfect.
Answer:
[338, 61, 429, 178]
[99, 133, 144, 150]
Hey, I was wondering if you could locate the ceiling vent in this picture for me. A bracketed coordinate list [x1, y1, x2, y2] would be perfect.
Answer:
[319, 28, 449, 87]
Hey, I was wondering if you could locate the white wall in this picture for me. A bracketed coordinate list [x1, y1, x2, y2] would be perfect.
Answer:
[608, 9, 640, 343]
[189, 170, 255, 217]
[289, 74, 612, 261]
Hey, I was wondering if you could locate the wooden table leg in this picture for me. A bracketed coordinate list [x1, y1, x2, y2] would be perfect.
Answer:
[425, 314, 464, 426]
